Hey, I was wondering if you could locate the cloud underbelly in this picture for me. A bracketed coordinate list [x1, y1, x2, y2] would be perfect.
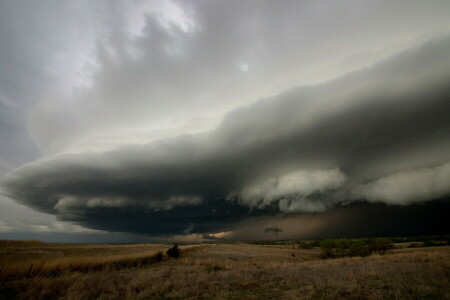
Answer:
[1, 37, 450, 235]
[231, 168, 347, 212]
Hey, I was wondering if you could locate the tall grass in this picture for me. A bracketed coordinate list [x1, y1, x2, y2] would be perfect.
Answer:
[0, 245, 200, 278]
[0, 242, 448, 300]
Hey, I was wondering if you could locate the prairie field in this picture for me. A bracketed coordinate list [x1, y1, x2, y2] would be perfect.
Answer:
[0, 240, 449, 300]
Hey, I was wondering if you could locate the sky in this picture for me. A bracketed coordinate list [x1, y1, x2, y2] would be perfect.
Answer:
[0, 0, 449, 242]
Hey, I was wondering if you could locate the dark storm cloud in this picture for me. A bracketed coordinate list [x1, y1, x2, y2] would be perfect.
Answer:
[313, 199, 450, 239]
[224, 198, 450, 241]
[2, 36, 450, 236]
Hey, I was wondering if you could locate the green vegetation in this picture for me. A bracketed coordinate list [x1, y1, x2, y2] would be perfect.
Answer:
[206, 265, 226, 272]
[252, 235, 450, 251]
[320, 238, 393, 259]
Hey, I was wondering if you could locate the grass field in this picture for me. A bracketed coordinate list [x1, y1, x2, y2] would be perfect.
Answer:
[0, 240, 449, 299]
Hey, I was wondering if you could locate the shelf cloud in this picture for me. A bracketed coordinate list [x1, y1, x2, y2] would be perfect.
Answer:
[2, 36, 450, 236]
[1, 1, 450, 240]
[354, 162, 450, 205]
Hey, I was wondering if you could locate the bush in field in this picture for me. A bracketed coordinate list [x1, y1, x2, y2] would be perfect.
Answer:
[348, 241, 370, 257]
[320, 239, 353, 258]
[320, 239, 338, 258]
[408, 242, 422, 248]
[320, 238, 393, 259]
[368, 238, 393, 255]
[334, 239, 351, 257]
[309, 240, 322, 247]
[167, 244, 180, 258]
[206, 265, 225, 272]
[298, 242, 313, 249]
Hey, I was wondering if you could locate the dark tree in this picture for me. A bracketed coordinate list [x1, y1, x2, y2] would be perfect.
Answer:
[167, 244, 180, 258]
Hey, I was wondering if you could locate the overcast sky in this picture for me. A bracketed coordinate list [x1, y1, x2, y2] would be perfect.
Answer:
[1, 0, 450, 242]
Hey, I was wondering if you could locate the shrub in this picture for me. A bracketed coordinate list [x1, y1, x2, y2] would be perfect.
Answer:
[320, 239, 337, 258]
[206, 265, 225, 272]
[348, 241, 370, 257]
[298, 242, 313, 249]
[368, 238, 393, 255]
[320, 238, 393, 259]
[408, 242, 422, 248]
[166, 244, 180, 258]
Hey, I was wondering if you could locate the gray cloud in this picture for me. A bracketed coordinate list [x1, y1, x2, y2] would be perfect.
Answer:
[2, 36, 450, 236]
[0, 1, 105, 172]
[233, 168, 347, 213]
[0, 0, 115, 238]
[26, 0, 450, 155]
[354, 162, 450, 205]
[1, 1, 450, 240]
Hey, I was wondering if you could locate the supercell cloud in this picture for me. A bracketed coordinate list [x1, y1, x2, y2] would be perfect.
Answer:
[0, 0, 450, 239]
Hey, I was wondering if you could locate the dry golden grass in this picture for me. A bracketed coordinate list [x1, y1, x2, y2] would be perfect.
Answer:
[1, 241, 449, 300]
[0, 240, 197, 277]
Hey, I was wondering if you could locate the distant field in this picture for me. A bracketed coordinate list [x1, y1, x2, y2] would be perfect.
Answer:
[0, 240, 449, 299]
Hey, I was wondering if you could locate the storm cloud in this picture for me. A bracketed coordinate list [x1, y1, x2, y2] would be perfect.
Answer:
[354, 162, 450, 205]
[2, 36, 450, 236]
[1, 1, 450, 240]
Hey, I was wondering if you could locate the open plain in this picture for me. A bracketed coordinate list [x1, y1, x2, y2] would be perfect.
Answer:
[0, 240, 449, 300]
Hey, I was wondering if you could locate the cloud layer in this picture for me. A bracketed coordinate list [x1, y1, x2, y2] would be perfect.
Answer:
[234, 168, 347, 212]
[2, 36, 450, 236]
[355, 162, 450, 205]
[1, 1, 450, 240]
